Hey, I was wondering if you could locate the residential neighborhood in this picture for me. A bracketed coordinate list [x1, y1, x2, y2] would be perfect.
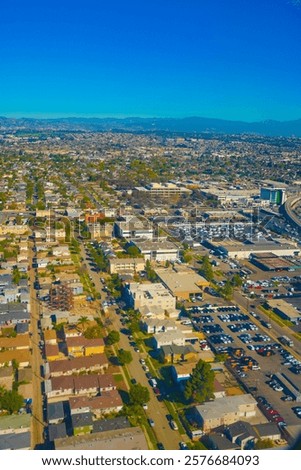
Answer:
[0, 125, 301, 451]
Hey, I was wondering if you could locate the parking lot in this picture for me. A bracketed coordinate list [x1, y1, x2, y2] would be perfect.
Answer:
[187, 303, 301, 428]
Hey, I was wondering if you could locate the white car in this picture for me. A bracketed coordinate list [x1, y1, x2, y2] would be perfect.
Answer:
[170, 420, 178, 430]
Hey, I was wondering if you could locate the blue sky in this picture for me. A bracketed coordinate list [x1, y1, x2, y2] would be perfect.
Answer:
[1, 0, 301, 121]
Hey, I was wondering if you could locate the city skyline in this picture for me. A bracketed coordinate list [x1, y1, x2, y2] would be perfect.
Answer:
[1, 0, 301, 122]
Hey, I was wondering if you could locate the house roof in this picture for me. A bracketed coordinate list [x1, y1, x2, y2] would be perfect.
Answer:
[0, 333, 30, 349]
[73, 374, 100, 390]
[48, 354, 108, 375]
[47, 401, 65, 421]
[69, 390, 122, 412]
[15, 323, 29, 334]
[0, 349, 30, 365]
[71, 412, 93, 428]
[0, 431, 31, 450]
[92, 417, 130, 434]
[50, 374, 115, 393]
[44, 329, 57, 341]
[48, 422, 67, 442]
[226, 420, 254, 440]
[252, 423, 281, 439]
[66, 336, 105, 349]
[45, 343, 60, 357]
[208, 433, 240, 450]
[0, 365, 13, 379]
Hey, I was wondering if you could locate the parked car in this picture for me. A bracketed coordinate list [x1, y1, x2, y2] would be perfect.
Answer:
[170, 420, 178, 430]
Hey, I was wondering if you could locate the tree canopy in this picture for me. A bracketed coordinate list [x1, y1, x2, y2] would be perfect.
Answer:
[106, 330, 120, 345]
[117, 349, 133, 365]
[0, 387, 24, 414]
[184, 359, 215, 403]
[199, 255, 214, 281]
[129, 383, 150, 406]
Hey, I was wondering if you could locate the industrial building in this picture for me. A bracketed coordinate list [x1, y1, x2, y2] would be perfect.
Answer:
[207, 238, 299, 260]
[267, 298, 301, 324]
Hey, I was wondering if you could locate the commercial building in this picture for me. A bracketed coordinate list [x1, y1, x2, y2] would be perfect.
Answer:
[260, 186, 286, 205]
[114, 216, 154, 240]
[133, 182, 191, 199]
[156, 265, 209, 300]
[250, 252, 295, 271]
[207, 238, 299, 260]
[132, 239, 179, 262]
[201, 187, 258, 205]
[109, 257, 145, 275]
[124, 282, 176, 312]
[267, 298, 301, 324]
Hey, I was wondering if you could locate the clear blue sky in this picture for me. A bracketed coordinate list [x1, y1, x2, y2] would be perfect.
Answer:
[1, 0, 301, 121]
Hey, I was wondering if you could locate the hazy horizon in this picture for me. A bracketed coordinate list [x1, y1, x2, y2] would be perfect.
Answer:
[1, 113, 301, 124]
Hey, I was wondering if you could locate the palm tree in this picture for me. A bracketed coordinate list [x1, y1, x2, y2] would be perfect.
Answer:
[77, 315, 89, 332]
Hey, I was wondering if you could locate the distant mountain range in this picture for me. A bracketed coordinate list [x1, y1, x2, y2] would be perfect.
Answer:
[1, 115, 301, 137]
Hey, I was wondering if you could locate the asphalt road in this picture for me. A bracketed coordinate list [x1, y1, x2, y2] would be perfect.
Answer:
[28, 240, 44, 449]
[81, 242, 185, 450]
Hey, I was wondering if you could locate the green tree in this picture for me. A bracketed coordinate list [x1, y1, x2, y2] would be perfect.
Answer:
[12, 267, 21, 285]
[107, 274, 123, 298]
[221, 279, 234, 300]
[84, 325, 102, 339]
[127, 245, 141, 257]
[106, 330, 120, 345]
[199, 256, 214, 281]
[184, 359, 215, 403]
[183, 250, 193, 263]
[77, 316, 89, 332]
[0, 389, 24, 414]
[232, 273, 243, 287]
[145, 260, 157, 282]
[129, 383, 150, 406]
[254, 439, 274, 449]
[117, 349, 133, 365]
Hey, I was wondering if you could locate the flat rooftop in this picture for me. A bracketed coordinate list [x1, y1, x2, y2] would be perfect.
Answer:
[268, 298, 301, 319]
[156, 267, 209, 294]
[54, 426, 148, 450]
[133, 239, 178, 251]
[213, 239, 297, 253]
[0, 413, 31, 432]
[195, 394, 258, 420]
